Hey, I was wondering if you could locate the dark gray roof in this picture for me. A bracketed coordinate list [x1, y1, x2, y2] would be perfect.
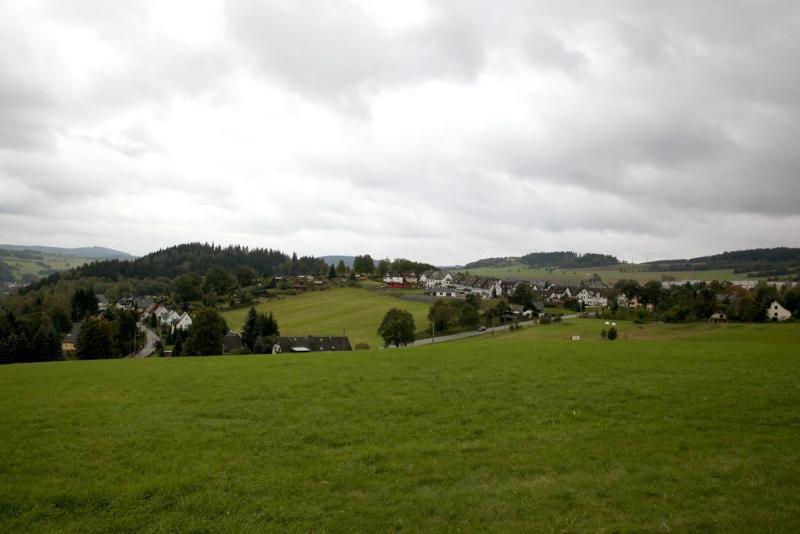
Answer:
[63, 322, 81, 343]
[222, 332, 243, 354]
[273, 336, 352, 353]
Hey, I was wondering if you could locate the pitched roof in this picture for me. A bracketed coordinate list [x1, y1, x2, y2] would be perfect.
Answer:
[222, 332, 243, 353]
[63, 322, 81, 344]
[273, 336, 352, 353]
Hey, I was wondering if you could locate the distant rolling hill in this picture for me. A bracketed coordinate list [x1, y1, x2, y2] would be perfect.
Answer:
[0, 245, 135, 260]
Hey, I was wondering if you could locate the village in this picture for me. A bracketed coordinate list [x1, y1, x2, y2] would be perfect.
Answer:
[48, 270, 797, 358]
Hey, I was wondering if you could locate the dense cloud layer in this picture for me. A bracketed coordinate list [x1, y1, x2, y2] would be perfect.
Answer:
[1, 0, 798, 263]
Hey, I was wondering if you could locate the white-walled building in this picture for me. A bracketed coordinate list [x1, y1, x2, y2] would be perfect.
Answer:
[767, 301, 792, 321]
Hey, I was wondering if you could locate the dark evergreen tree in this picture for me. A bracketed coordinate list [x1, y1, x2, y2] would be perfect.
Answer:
[184, 307, 227, 356]
[76, 317, 114, 360]
[71, 288, 98, 321]
[32, 323, 62, 361]
[241, 307, 259, 351]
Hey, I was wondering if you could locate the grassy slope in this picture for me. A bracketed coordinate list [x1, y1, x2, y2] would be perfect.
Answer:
[221, 287, 431, 348]
[0, 253, 91, 281]
[1, 321, 799, 532]
[466, 264, 749, 284]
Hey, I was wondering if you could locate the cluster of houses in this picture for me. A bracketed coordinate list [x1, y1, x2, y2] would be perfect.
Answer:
[386, 270, 610, 307]
[141, 303, 193, 332]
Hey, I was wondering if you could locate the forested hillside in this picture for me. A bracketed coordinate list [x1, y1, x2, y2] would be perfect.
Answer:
[520, 251, 620, 268]
[647, 247, 800, 276]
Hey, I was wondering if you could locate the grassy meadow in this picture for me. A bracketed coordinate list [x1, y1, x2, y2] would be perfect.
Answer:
[0, 252, 92, 282]
[221, 287, 431, 348]
[466, 264, 751, 284]
[1, 320, 799, 531]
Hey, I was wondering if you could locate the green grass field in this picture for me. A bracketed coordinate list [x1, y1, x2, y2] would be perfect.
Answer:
[466, 264, 753, 284]
[0, 252, 92, 282]
[221, 287, 431, 348]
[1, 321, 799, 531]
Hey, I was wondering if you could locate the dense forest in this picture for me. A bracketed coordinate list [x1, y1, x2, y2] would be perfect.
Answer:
[520, 252, 620, 269]
[646, 247, 800, 275]
[67, 243, 325, 280]
[463, 257, 519, 269]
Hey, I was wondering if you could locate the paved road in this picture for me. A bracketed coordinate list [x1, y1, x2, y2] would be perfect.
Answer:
[410, 314, 582, 347]
[133, 324, 160, 358]
[411, 324, 514, 346]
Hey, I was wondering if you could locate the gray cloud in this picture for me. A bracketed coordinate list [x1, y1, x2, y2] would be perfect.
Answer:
[0, 0, 799, 262]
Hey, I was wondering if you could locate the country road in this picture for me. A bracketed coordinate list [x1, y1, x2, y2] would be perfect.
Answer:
[410, 314, 581, 347]
[133, 324, 160, 358]
[411, 324, 511, 346]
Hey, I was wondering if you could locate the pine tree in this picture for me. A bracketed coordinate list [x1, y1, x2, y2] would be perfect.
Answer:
[328, 264, 337, 279]
[76, 318, 114, 360]
[184, 307, 227, 356]
[241, 307, 259, 351]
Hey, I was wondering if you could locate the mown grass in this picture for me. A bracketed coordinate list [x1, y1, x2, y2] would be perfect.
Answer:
[221, 287, 431, 348]
[1, 322, 799, 532]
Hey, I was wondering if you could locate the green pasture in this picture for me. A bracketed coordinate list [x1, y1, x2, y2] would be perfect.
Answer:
[466, 264, 752, 284]
[221, 287, 431, 348]
[1, 321, 799, 531]
[0, 253, 91, 282]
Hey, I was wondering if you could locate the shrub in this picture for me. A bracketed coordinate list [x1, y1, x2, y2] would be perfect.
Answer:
[355, 342, 370, 350]
[607, 326, 618, 340]
[600, 329, 607, 339]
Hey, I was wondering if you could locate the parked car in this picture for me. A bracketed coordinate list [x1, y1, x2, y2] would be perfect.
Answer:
[478, 326, 487, 331]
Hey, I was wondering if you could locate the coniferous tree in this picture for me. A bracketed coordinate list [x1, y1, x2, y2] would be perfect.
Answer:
[241, 307, 259, 351]
[184, 307, 227, 356]
[76, 317, 114, 360]
[32, 323, 62, 361]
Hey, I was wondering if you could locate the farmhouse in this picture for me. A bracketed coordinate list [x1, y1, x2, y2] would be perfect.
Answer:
[272, 336, 353, 354]
[222, 332, 243, 354]
[173, 312, 192, 331]
[575, 288, 608, 307]
[96, 294, 110, 312]
[61, 322, 81, 355]
[431, 288, 460, 298]
[424, 271, 453, 289]
[767, 301, 792, 321]
[709, 312, 728, 323]
[545, 286, 573, 304]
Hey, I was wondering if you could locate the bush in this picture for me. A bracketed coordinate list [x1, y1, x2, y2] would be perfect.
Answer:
[600, 329, 607, 339]
[607, 326, 618, 340]
[552, 315, 562, 323]
[539, 316, 551, 325]
[354, 342, 370, 350]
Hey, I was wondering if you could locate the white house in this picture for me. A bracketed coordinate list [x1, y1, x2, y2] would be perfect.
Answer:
[174, 312, 193, 331]
[162, 310, 180, 326]
[383, 274, 404, 284]
[575, 289, 608, 307]
[767, 301, 792, 321]
[418, 270, 434, 286]
[425, 271, 453, 289]
[153, 305, 170, 322]
[431, 288, 460, 298]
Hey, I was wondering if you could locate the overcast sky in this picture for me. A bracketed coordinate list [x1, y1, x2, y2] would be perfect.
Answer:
[1, 1, 799, 264]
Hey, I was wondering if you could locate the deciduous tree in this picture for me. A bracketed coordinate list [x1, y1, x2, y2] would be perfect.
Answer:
[378, 308, 416, 347]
